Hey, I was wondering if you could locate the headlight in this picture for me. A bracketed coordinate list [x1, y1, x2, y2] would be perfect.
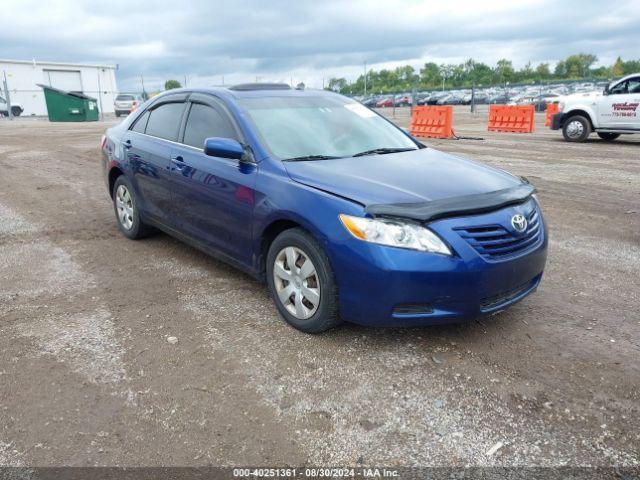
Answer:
[557, 102, 564, 112]
[339, 214, 452, 255]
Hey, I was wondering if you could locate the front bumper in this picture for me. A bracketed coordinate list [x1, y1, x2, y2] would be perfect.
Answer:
[330, 200, 548, 327]
[550, 112, 566, 130]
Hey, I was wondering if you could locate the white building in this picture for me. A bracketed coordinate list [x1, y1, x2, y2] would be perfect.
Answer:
[0, 59, 118, 116]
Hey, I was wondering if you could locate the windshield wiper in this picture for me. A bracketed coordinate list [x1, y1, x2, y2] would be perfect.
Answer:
[352, 147, 416, 157]
[283, 154, 341, 162]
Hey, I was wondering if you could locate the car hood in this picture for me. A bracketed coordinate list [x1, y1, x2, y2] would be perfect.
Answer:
[560, 91, 602, 102]
[283, 148, 523, 207]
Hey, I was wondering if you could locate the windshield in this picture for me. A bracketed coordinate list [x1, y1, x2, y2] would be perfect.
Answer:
[238, 95, 417, 160]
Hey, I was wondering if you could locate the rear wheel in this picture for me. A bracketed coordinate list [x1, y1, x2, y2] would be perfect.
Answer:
[562, 115, 591, 142]
[597, 132, 620, 142]
[266, 228, 341, 333]
[112, 175, 153, 239]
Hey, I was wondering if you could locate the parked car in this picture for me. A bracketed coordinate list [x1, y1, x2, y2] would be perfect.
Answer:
[360, 96, 377, 108]
[551, 73, 640, 141]
[376, 97, 393, 108]
[114, 94, 143, 117]
[0, 95, 23, 117]
[394, 95, 411, 107]
[101, 84, 548, 333]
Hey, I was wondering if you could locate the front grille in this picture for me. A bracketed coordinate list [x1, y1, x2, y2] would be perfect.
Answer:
[454, 208, 542, 260]
[480, 277, 539, 312]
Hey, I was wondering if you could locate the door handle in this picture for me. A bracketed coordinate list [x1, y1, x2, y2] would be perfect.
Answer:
[171, 155, 185, 170]
[123, 139, 132, 149]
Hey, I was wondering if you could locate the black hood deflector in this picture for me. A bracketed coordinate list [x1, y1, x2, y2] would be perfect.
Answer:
[365, 183, 535, 223]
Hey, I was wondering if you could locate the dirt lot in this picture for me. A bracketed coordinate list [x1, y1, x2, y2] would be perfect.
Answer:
[0, 107, 638, 467]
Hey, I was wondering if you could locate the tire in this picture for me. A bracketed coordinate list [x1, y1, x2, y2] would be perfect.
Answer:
[112, 175, 153, 239]
[562, 115, 591, 142]
[10, 106, 22, 117]
[266, 228, 341, 333]
[597, 132, 620, 142]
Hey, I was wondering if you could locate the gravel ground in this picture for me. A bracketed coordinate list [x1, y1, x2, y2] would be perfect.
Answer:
[0, 107, 638, 467]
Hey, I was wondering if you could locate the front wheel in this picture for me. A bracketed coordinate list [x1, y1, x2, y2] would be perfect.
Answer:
[11, 106, 22, 117]
[597, 132, 620, 142]
[266, 228, 341, 333]
[562, 115, 591, 142]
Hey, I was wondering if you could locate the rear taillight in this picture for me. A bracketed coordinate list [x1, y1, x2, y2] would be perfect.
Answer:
[100, 135, 107, 150]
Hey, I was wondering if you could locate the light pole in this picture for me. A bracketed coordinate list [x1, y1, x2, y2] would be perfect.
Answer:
[364, 61, 367, 96]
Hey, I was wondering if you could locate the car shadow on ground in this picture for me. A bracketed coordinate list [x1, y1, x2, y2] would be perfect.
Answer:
[146, 231, 518, 352]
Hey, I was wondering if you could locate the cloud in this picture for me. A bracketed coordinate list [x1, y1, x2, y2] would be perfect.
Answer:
[1, 0, 638, 91]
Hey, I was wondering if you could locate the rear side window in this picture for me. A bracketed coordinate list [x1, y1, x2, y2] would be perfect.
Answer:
[145, 102, 185, 141]
[183, 103, 237, 149]
[131, 111, 150, 133]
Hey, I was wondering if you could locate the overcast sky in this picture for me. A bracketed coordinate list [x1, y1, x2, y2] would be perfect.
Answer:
[2, 0, 639, 92]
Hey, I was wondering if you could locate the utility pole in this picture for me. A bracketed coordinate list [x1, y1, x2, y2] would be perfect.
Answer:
[184, 74, 188, 87]
[140, 74, 147, 99]
[363, 62, 368, 96]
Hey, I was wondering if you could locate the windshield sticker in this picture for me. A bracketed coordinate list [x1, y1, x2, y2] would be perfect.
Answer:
[345, 103, 376, 118]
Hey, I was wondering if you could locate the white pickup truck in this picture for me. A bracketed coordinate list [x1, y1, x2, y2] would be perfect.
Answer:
[551, 73, 640, 142]
[0, 94, 23, 117]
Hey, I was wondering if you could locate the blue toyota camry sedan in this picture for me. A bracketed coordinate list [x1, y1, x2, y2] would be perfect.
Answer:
[101, 84, 547, 333]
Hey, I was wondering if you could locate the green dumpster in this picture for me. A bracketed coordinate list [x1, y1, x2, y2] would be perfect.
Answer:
[38, 84, 99, 122]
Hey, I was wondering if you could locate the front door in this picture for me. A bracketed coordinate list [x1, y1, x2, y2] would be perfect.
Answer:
[597, 76, 640, 130]
[169, 97, 256, 266]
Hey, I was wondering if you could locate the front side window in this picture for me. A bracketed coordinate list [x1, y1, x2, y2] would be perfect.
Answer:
[183, 103, 237, 149]
[144, 102, 185, 141]
[609, 81, 629, 95]
[238, 95, 417, 160]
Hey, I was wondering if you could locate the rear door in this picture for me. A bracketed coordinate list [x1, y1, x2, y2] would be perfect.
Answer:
[125, 94, 187, 226]
[169, 94, 257, 264]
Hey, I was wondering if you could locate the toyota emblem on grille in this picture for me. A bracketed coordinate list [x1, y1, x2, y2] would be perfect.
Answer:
[511, 214, 527, 233]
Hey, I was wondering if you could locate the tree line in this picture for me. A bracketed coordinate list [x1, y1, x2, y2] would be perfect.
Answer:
[327, 54, 640, 95]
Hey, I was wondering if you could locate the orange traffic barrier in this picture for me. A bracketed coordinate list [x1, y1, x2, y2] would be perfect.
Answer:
[545, 103, 559, 127]
[487, 105, 534, 133]
[130, 102, 138, 113]
[410, 106, 454, 139]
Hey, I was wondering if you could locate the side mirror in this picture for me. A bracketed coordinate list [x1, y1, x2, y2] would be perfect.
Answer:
[603, 83, 610, 95]
[204, 137, 245, 161]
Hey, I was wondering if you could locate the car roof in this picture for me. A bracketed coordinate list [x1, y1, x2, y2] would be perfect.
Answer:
[151, 85, 339, 103]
